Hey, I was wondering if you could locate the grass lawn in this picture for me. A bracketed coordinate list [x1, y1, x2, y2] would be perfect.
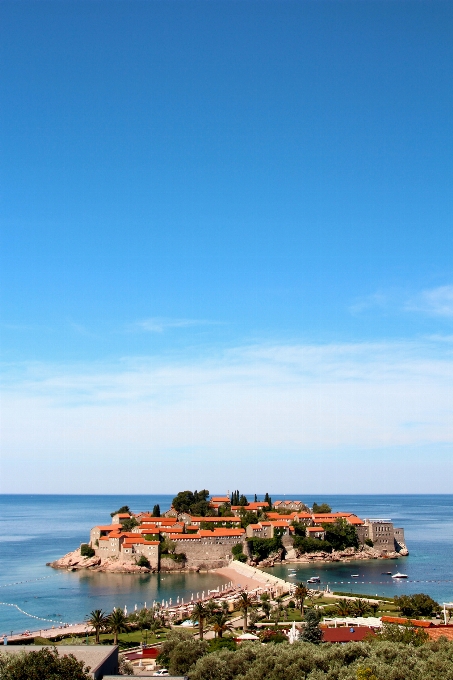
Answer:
[45, 628, 170, 649]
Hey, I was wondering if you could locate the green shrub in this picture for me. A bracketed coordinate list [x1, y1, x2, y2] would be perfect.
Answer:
[232, 543, 248, 562]
[136, 555, 151, 568]
[374, 622, 429, 646]
[365, 538, 374, 547]
[247, 536, 282, 560]
[394, 593, 440, 617]
[80, 544, 95, 558]
[208, 638, 237, 652]
[176, 636, 453, 680]
[293, 536, 332, 553]
[259, 629, 288, 644]
[157, 629, 207, 675]
[0, 646, 91, 679]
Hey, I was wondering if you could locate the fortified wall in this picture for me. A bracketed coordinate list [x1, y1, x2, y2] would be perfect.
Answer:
[164, 536, 246, 571]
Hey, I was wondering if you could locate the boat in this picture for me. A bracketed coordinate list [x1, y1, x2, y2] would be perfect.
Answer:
[382, 572, 392, 575]
[351, 574, 359, 578]
[392, 572, 408, 579]
[307, 576, 321, 583]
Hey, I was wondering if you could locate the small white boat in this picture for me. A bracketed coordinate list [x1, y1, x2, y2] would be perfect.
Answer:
[392, 572, 408, 579]
[307, 576, 321, 583]
[351, 574, 359, 578]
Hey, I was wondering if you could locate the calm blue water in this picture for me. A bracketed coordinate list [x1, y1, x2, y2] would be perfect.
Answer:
[0, 495, 452, 634]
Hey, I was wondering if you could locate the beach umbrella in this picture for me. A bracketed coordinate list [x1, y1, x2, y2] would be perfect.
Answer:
[124, 605, 128, 616]
[169, 598, 172, 605]
[181, 597, 184, 605]
[202, 591, 205, 599]
[177, 596, 180, 604]
[191, 593, 193, 601]
[145, 602, 147, 609]
[135, 604, 138, 611]
[196, 592, 199, 599]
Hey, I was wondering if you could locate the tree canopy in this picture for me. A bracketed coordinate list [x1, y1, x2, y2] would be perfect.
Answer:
[110, 505, 130, 517]
[322, 518, 358, 550]
[231, 491, 249, 506]
[185, 637, 453, 680]
[394, 593, 440, 617]
[0, 647, 91, 680]
[172, 490, 212, 516]
[312, 502, 332, 513]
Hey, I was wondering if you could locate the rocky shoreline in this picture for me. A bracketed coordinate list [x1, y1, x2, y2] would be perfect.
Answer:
[49, 542, 409, 575]
[48, 549, 220, 573]
[251, 543, 409, 568]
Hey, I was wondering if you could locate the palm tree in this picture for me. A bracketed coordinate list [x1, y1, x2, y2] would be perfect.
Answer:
[191, 601, 208, 640]
[238, 591, 255, 632]
[351, 598, 370, 617]
[335, 598, 351, 617]
[294, 583, 309, 614]
[107, 608, 129, 645]
[211, 612, 233, 638]
[86, 609, 107, 644]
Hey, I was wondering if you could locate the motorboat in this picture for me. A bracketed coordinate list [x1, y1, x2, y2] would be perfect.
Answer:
[351, 574, 359, 578]
[392, 572, 408, 579]
[307, 576, 321, 583]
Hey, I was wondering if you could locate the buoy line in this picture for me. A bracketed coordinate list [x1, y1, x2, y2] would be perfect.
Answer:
[321, 579, 453, 585]
[0, 575, 55, 589]
[0, 602, 67, 625]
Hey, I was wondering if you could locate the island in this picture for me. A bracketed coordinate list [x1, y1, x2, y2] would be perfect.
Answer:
[49, 491, 408, 573]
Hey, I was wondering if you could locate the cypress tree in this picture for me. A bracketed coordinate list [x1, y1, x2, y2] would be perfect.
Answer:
[302, 609, 322, 644]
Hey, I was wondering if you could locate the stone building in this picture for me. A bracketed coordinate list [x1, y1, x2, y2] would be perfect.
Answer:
[362, 519, 406, 552]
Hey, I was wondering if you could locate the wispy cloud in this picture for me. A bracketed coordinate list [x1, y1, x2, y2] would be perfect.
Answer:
[128, 317, 221, 333]
[406, 285, 453, 317]
[349, 293, 388, 315]
[350, 285, 453, 319]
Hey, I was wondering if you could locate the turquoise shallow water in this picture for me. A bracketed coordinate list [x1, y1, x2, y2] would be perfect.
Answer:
[0, 495, 452, 634]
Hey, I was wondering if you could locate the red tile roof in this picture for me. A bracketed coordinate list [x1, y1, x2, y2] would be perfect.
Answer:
[322, 627, 375, 643]
[94, 525, 122, 531]
[199, 528, 245, 537]
[381, 616, 434, 628]
[231, 503, 268, 510]
[166, 533, 201, 540]
[189, 516, 241, 522]
[426, 627, 453, 640]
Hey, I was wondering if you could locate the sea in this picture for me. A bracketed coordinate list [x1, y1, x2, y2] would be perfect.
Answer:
[0, 494, 452, 635]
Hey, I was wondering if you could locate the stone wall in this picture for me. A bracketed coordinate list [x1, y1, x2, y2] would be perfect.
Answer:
[173, 537, 246, 570]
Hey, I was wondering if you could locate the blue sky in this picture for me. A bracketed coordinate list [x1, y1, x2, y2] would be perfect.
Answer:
[1, 1, 452, 493]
